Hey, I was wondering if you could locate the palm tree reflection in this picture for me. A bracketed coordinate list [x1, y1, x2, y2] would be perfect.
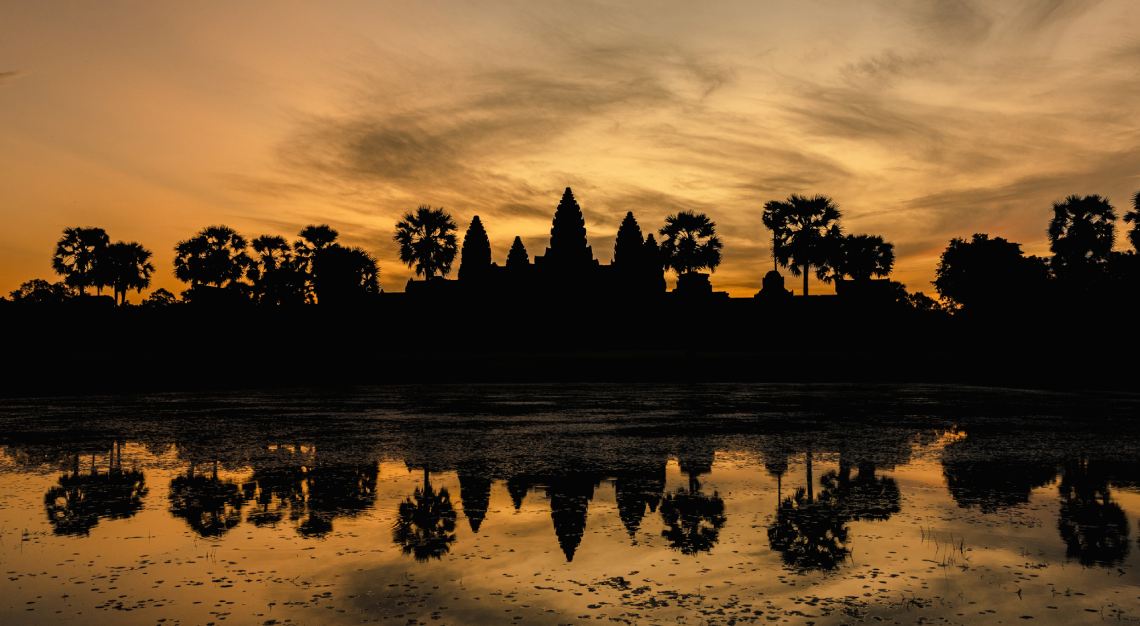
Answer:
[659, 449, 726, 555]
[1058, 459, 1130, 567]
[44, 442, 147, 536]
[392, 468, 457, 562]
[168, 460, 244, 538]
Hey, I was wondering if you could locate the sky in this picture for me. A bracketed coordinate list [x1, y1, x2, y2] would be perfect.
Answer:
[2, 0, 1139, 299]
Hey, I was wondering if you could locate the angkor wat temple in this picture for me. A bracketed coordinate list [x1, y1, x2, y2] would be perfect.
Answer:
[406, 187, 679, 300]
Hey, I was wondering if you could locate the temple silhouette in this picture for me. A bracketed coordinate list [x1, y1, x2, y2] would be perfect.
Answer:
[407, 187, 678, 300]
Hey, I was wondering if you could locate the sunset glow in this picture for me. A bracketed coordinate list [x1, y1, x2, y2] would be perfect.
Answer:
[3, 1, 1139, 297]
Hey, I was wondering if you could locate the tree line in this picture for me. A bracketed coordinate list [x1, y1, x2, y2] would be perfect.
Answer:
[6, 188, 1139, 313]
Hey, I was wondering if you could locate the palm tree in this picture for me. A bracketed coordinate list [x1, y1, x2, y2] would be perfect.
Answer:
[52, 226, 110, 295]
[293, 224, 339, 273]
[173, 225, 252, 288]
[762, 194, 843, 296]
[103, 242, 154, 305]
[1123, 191, 1140, 253]
[249, 235, 307, 305]
[1047, 194, 1115, 278]
[835, 234, 894, 282]
[658, 211, 723, 276]
[392, 468, 457, 562]
[394, 207, 458, 280]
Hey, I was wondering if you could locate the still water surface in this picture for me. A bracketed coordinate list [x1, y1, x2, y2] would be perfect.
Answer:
[1, 385, 1139, 625]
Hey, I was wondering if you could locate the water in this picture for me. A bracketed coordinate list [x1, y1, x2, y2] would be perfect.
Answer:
[1, 384, 1138, 625]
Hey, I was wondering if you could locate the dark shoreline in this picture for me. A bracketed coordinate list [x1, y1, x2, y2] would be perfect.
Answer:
[3, 297, 1131, 396]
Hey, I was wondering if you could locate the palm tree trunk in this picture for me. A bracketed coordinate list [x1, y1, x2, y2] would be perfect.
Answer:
[803, 264, 809, 296]
[805, 449, 813, 503]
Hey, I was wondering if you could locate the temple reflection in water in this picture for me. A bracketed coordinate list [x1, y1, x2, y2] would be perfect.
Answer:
[5, 386, 1137, 573]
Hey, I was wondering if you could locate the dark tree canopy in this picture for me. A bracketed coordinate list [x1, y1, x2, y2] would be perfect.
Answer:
[52, 226, 110, 295]
[250, 235, 308, 305]
[312, 245, 380, 304]
[394, 206, 458, 280]
[104, 241, 155, 305]
[1048, 194, 1115, 277]
[294, 224, 340, 277]
[835, 234, 894, 281]
[544, 187, 594, 269]
[1123, 191, 1140, 253]
[458, 216, 492, 281]
[933, 234, 1050, 312]
[142, 288, 178, 308]
[762, 194, 842, 296]
[9, 278, 72, 304]
[506, 236, 530, 271]
[659, 477, 726, 555]
[173, 225, 252, 288]
[613, 211, 645, 268]
[658, 211, 722, 276]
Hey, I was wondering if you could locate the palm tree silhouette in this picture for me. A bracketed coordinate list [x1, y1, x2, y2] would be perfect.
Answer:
[249, 235, 308, 305]
[658, 211, 723, 277]
[103, 241, 154, 305]
[1123, 191, 1140, 253]
[392, 468, 457, 562]
[52, 226, 110, 295]
[762, 194, 843, 296]
[394, 206, 458, 280]
[1048, 194, 1116, 278]
[835, 234, 894, 282]
[293, 224, 340, 277]
[173, 225, 253, 288]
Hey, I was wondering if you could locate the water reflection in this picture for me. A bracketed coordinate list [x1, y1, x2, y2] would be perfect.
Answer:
[168, 461, 244, 537]
[4, 386, 1140, 624]
[44, 441, 147, 536]
[660, 450, 725, 555]
[1058, 459, 1130, 567]
[8, 424, 1140, 574]
[393, 467, 457, 562]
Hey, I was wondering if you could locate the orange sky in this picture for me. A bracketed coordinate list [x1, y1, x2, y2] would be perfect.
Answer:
[2, 1, 1139, 299]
